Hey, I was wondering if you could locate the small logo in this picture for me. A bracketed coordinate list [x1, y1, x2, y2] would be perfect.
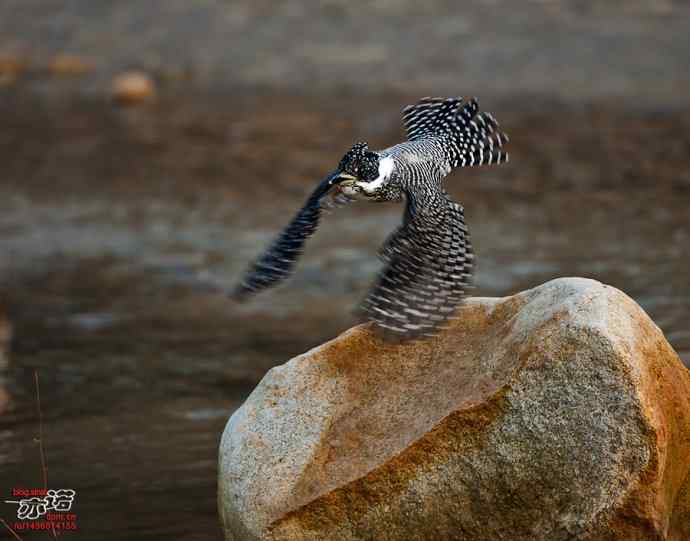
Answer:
[4, 488, 78, 533]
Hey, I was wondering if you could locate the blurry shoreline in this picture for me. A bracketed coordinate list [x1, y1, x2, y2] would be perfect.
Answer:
[2, 0, 690, 107]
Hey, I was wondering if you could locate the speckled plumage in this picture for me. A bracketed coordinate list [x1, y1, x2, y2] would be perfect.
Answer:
[234, 96, 509, 337]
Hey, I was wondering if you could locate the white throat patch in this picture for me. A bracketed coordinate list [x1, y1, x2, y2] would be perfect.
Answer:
[359, 156, 395, 194]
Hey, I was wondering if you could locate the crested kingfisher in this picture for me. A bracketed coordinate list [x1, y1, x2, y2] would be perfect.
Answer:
[233, 97, 509, 337]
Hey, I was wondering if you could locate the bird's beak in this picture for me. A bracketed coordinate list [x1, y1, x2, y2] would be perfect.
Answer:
[313, 170, 357, 201]
[326, 170, 357, 186]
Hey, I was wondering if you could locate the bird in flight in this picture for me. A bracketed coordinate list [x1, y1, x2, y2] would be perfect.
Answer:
[233, 97, 509, 337]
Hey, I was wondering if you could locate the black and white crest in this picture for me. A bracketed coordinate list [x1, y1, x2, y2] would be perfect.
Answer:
[233, 96, 509, 338]
[338, 142, 380, 182]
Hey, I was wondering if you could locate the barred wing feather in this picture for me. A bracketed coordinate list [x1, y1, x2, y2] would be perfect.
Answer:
[402, 96, 509, 169]
[232, 176, 335, 300]
[361, 191, 473, 337]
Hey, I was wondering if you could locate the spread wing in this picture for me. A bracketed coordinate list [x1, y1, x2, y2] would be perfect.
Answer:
[232, 175, 343, 300]
[402, 96, 509, 169]
[360, 190, 473, 337]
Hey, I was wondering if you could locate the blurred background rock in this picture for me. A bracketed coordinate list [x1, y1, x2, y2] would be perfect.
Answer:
[0, 1, 688, 539]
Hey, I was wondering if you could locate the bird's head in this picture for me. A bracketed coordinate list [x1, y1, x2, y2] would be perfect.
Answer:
[337, 142, 380, 182]
[327, 142, 395, 197]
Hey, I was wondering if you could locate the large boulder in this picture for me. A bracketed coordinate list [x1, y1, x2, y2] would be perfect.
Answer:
[218, 278, 690, 541]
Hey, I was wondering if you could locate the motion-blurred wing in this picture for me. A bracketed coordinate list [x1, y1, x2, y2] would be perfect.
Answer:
[232, 175, 338, 300]
[361, 190, 473, 337]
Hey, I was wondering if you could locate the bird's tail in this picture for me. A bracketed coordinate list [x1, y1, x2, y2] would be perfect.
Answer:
[402, 96, 509, 169]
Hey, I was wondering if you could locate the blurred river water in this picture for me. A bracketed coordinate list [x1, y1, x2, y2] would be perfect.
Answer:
[0, 1, 689, 538]
[0, 91, 687, 539]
